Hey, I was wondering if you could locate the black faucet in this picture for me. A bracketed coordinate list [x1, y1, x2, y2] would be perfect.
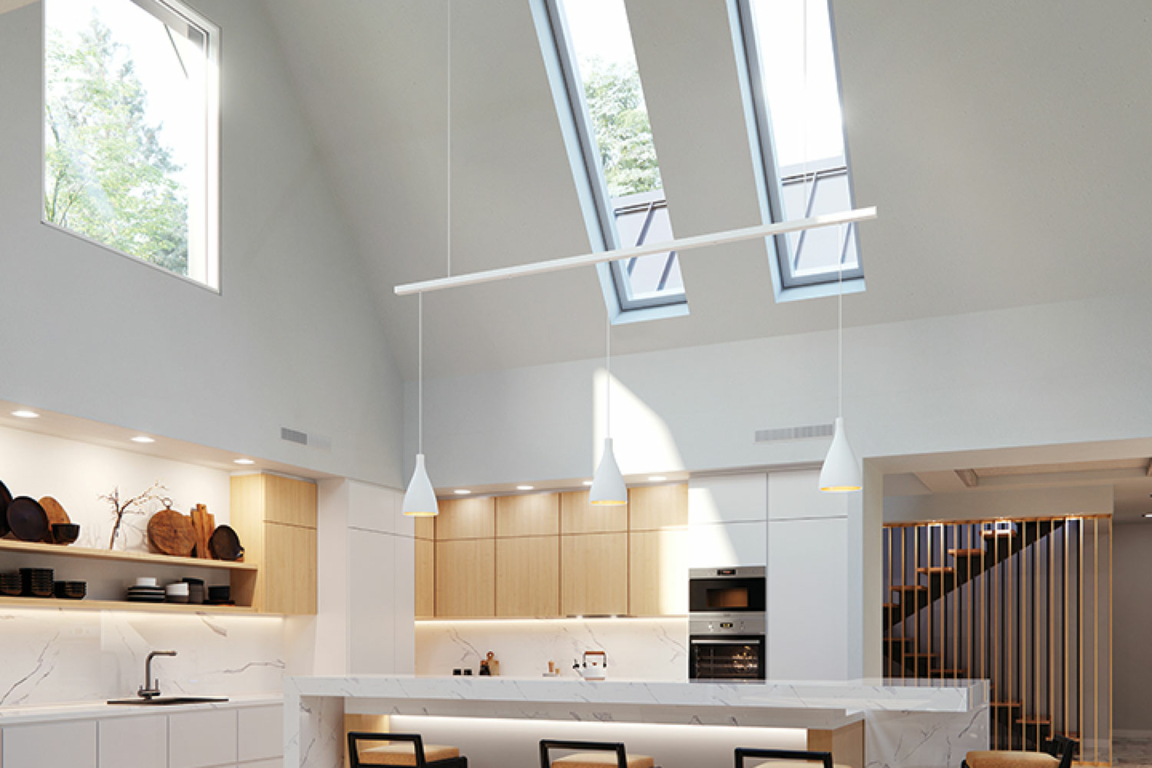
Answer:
[138, 650, 177, 699]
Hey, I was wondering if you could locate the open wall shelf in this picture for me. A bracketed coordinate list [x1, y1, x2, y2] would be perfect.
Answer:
[0, 538, 257, 570]
[0, 595, 256, 614]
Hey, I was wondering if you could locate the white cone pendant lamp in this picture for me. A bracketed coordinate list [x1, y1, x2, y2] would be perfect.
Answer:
[590, 310, 627, 506]
[404, 294, 439, 517]
[819, 224, 862, 493]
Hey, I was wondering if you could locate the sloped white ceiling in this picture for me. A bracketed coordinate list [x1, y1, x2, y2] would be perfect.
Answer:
[262, 0, 1152, 379]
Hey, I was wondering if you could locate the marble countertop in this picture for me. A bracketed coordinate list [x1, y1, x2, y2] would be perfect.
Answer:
[0, 693, 283, 726]
[287, 675, 985, 731]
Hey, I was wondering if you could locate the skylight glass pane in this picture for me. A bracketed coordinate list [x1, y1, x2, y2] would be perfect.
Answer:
[553, 0, 685, 311]
[44, 0, 216, 287]
[744, 0, 862, 288]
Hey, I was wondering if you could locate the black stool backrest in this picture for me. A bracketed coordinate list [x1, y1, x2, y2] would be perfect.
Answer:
[1044, 735, 1078, 768]
[540, 739, 630, 768]
[734, 748, 835, 768]
[349, 731, 430, 768]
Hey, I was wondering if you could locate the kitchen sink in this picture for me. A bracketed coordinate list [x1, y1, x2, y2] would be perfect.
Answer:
[107, 696, 229, 706]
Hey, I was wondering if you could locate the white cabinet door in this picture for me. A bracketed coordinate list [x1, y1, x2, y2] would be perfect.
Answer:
[3, 720, 97, 768]
[688, 521, 767, 568]
[688, 475, 768, 525]
[238, 705, 283, 763]
[392, 533, 416, 674]
[768, 469, 849, 520]
[169, 709, 238, 768]
[348, 529, 396, 674]
[100, 714, 167, 768]
[767, 517, 848, 680]
[239, 760, 282, 768]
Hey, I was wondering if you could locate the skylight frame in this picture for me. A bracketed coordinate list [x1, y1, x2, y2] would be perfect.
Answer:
[734, 0, 864, 293]
[540, 0, 688, 318]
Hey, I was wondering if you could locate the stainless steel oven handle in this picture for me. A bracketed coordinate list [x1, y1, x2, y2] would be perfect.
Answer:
[690, 639, 760, 646]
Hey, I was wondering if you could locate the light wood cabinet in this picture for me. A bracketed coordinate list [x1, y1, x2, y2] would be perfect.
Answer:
[415, 537, 435, 618]
[414, 516, 435, 541]
[560, 490, 628, 534]
[496, 536, 560, 617]
[496, 493, 559, 537]
[628, 484, 688, 531]
[435, 539, 495, 617]
[629, 528, 688, 616]
[561, 532, 627, 616]
[230, 474, 318, 614]
[435, 497, 496, 540]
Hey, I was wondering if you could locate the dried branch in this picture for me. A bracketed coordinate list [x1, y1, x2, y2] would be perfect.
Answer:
[102, 481, 168, 549]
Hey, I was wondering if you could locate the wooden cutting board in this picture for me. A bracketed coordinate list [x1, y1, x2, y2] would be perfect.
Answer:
[191, 504, 215, 559]
[39, 496, 70, 542]
[147, 509, 196, 557]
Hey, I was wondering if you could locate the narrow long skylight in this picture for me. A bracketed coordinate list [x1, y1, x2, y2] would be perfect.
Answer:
[739, 0, 863, 292]
[545, 0, 686, 315]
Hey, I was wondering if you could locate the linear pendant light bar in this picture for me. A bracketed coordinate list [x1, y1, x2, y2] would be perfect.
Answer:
[394, 206, 876, 296]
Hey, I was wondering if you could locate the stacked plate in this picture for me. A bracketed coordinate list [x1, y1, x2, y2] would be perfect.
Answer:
[183, 578, 205, 605]
[126, 577, 165, 603]
[165, 582, 189, 604]
[206, 585, 231, 605]
[54, 581, 87, 600]
[20, 568, 54, 598]
[0, 572, 22, 597]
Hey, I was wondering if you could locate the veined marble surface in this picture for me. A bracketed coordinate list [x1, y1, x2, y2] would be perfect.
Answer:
[284, 675, 989, 768]
[0, 607, 286, 707]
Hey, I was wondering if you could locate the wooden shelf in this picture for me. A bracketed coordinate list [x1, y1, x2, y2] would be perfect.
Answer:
[0, 596, 256, 614]
[0, 538, 256, 571]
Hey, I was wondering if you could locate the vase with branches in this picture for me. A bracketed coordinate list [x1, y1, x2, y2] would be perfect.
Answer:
[100, 481, 167, 550]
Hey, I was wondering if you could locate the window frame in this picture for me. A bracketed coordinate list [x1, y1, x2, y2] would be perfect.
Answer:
[540, 0, 688, 317]
[734, 0, 864, 292]
[40, 0, 222, 293]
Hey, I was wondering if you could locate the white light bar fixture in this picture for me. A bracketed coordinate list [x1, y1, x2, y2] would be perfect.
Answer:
[394, 206, 876, 296]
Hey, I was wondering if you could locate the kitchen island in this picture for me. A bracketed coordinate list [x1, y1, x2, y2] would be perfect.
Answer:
[284, 676, 988, 768]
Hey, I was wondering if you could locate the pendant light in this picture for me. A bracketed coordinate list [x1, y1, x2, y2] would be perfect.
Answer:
[404, 1, 452, 517]
[819, 224, 862, 493]
[589, 309, 627, 506]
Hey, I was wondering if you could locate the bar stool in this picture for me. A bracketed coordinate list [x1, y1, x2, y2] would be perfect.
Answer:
[540, 739, 659, 768]
[734, 748, 849, 768]
[963, 735, 1077, 768]
[348, 731, 468, 767]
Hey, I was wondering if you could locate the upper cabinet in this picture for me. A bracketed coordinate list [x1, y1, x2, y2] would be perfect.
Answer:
[435, 539, 495, 618]
[560, 490, 627, 534]
[628, 484, 688, 530]
[261, 473, 318, 527]
[436, 497, 496, 540]
[561, 532, 628, 617]
[496, 493, 560, 537]
[688, 474, 768, 525]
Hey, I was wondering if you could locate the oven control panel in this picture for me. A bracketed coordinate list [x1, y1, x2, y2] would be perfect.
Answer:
[689, 613, 766, 636]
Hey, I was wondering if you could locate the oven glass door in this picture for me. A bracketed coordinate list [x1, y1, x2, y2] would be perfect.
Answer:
[688, 636, 766, 681]
[689, 578, 766, 613]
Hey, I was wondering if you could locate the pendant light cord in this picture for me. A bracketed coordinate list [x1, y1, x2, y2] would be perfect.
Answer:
[838, 224, 844, 419]
[801, 0, 809, 228]
[605, 309, 611, 440]
[418, 292, 424, 455]
[446, 0, 452, 278]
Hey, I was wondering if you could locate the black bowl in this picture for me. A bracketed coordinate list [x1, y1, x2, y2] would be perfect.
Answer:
[51, 523, 80, 545]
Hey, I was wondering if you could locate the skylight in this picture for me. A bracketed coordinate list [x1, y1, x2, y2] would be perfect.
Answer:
[738, 0, 863, 292]
[543, 0, 687, 316]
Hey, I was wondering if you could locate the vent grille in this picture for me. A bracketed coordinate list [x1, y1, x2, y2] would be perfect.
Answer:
[754, 423, 834, 443]
[280, 427, 308, 445]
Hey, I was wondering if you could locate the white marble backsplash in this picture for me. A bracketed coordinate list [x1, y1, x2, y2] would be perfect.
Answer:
[415, 618, 688, 680]
[0, 607, 286, 707]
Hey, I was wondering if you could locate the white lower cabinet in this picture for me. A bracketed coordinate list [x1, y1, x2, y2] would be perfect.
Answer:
[100, 715, 167, 768]
[3, 720, 97, 768]
[169, 709, 239, 768]
[238, 705, 283, 763]
[239, 760, 282, 768]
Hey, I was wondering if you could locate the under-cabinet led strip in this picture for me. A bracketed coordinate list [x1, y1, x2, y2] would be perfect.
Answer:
[393, 206, 877, 296]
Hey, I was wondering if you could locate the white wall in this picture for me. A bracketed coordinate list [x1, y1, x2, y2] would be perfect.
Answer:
[0, 1, 404, 487]
[1112, 521, 1152, 736]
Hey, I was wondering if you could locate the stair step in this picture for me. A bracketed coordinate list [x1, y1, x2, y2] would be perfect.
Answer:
[916, 567, 955, 575]
[929, 669, 968, 676]
[1016, 716, 1052, 725]
[982, 530, 1016, 539]
[883, 636, 913, 645]
[948, 548, 985, 557]
[891, 585, 927, 592]
[882, 602, 898, 608]
[990, 701, 1022, 708]
[903, 652, 938, 658]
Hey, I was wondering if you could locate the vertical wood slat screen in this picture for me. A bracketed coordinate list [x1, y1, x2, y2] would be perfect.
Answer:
[882, 515, 1112, 764]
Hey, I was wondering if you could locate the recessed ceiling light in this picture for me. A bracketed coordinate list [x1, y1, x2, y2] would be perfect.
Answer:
[648, 475, 667, 482]
[130, 436, 155, 444]
[517, 485, 534, 491]
[234, 458, 255, 466]
[454, 489, 471, 495]
[582, 480, 593, 486]
[11, 410, 39, 419]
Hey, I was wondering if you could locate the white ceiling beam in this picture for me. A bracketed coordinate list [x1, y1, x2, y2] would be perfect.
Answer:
[394, 206, 876, 296]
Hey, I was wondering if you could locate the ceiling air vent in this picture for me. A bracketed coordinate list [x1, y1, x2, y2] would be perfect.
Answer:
[755, 423, 834, 443]
[281, 427, 308, 445]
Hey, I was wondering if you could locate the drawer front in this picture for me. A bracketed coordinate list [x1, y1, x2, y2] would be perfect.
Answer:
[238, 705, 283, 762]
[169, 709, 238, 768]
[3, 720, 97, 768]
[100, 715, 167, 768]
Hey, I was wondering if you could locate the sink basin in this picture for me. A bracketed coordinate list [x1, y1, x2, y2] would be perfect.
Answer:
[107, 696, 229, 706]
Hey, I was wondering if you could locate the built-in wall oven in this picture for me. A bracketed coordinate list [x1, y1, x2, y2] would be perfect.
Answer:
[688, 567, 766, 681]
